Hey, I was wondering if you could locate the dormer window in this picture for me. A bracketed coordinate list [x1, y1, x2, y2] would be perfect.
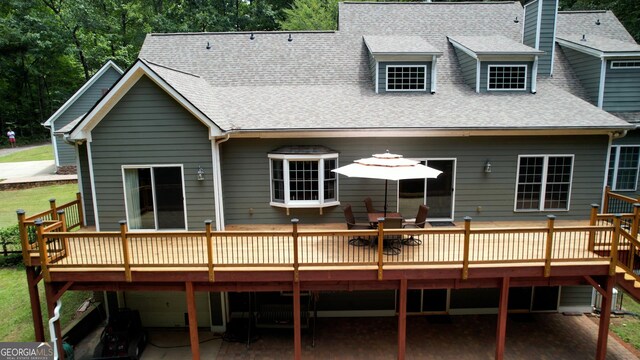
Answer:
[610, 61, 640, 69]
[488, 65, 527, 91]
[386, 65, 427, 91]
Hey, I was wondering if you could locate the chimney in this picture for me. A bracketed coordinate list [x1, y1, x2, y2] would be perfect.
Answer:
[522, 0, 558, 76]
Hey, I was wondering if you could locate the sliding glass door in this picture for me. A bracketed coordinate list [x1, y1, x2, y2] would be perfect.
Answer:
[123, 166, 186, 230]
[398, 159, 456, 221]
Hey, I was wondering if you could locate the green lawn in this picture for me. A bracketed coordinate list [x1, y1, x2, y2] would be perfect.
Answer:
[0, 267, 92, 342]
[0, 144, 54, 163]
[0, 184, 79, 227]
[611, 293, 640, 351]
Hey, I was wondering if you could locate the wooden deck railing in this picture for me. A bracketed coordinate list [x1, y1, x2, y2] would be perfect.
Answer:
[603, 186, 639, 215]
[19, 191, 640, 284]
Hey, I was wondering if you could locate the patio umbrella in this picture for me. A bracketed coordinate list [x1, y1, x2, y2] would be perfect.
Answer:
[332, 152, 442, 216]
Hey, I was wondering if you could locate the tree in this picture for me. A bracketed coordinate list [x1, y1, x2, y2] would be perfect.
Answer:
[279, 0, 339, 31]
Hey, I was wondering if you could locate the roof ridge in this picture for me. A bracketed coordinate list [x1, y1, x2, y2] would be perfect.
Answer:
[342, 1, 517, 4]
[148, 30, 336, 37]
[558, 10, 608, 14]
[142, 59, 201, 78]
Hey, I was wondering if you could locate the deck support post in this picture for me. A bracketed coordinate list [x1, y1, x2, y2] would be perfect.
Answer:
[76, 192, 84, 226]
[589, 204, 599, 252]
[185, 281, 200, 360]
[495, 276, 510, 360]
[397, 278, 408, 360]
[44, 282, 65, 360]
[462, 217, 471, 279]
[293, 280, 302, 360]
[544, 215, 556, 277]
[26, 266, 45, 342]
[595, 275, 615, 360]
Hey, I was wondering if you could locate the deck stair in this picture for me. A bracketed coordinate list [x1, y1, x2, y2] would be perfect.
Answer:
[615, 266, 640, 302]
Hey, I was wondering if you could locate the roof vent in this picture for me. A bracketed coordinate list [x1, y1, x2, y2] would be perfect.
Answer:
[580, 34, 587, 42]
[288, 34, 293, 42]
[250, 33, 255, 40]
[206, 41, 211, 50]
[595, 19, 601, 25]
[514, 16, 519, 24]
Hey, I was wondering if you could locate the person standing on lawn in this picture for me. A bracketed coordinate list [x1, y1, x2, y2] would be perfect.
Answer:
[6, 129, 16, 148]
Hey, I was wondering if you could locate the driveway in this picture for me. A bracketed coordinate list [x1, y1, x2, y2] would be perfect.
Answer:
[0, 160, 56, 180]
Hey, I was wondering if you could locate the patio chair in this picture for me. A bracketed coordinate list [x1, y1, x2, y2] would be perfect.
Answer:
[364, 197, 382, 213]
[344, 204, 373, 246]
[402, 205, 429, 246]
[381, 217, 403, 255]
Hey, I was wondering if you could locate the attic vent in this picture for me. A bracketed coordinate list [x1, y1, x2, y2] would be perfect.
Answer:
[580, 34, 587, 42]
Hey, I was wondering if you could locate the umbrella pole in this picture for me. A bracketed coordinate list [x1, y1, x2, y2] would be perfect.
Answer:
[384, 179, 388, 217]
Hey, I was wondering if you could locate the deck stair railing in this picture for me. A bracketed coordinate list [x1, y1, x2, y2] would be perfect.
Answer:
[17, 193, 84, 266]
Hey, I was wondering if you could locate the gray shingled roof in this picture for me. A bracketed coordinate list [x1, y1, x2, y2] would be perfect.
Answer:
[133, 2, 633, 134]
[363, 35, 441, 55]
[448, 35, 543, 56]
[557, 34, 640, 53]
[557, 11, 636, 43]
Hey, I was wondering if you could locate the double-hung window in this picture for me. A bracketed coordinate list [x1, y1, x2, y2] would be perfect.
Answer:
[488, 65, 527, 91]
[269, 147, 339, 209]
[608, 146, 640, 191]
[515, 155, 573, 211]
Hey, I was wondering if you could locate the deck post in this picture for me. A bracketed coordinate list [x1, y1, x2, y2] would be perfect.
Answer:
[26, 266, 45, 341]
[397, 278, 408, 360]
[630, 204, 640, 270]
[293, 280, 302, 360]
[377, 218, 385, 280]
[595, 275, 615, 360]
[462, 217, 471, 280]
[119, 221, 132, 282]
[57, 210, 69, 256]
[17, 209, 31, 266]
[589, 204, 599, 252]
[76, 192, 84, 226]
[185, 281, 200, 360]
[49, 198, 58, 220]
[610, 215, 621, 276]
[35, 220, 50, 282]
[603, 186, 611, 214]
[44, 282, 65, 360]
[205, 220, 214, 282]
[495, 276, 510, 360]
[292, 218, 299, 282]
[544, 215, 556, 277]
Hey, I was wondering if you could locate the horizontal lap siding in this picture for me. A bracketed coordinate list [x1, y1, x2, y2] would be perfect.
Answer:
[453, 48, 477, 89]
[522, 1, 539, 49]
[221, 136, 608, 225]
[603, 61, 640, 112]
[54, 68, 121, 166]
[78, 142, 95, 226]
[90, 76, 215, 231]
[538, 0, 557, 75]
[561, 47, 601, 105]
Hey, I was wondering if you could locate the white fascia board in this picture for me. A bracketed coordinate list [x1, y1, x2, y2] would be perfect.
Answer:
[43, 60, 123, 128]
[448, 38, 478, 60]
[70, 60, 223, 141]
[556, 39, 604, 58]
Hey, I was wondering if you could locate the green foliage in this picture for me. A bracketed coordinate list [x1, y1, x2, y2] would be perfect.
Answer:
[0, 144, 54, 163]
[0, 184, 78, 228]
[279, 0, 339, 30]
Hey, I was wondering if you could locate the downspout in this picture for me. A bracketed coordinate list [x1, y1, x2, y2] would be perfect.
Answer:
[213, 134, 230, 231]
[49, 300, 62, 360]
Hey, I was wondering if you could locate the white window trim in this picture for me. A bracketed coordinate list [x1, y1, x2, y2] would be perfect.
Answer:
[121, 164, 188, 231]
[268, 153, 340, 209]
[608, 145, 640, 191]
[487, 64, 528, 91]
[385, 65, 427, 92]
[513, 154, 574, 212]
[610, 60, 640, 69]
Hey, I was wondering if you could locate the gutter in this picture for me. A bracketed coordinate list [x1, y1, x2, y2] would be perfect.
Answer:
[48, 300, 62, 360]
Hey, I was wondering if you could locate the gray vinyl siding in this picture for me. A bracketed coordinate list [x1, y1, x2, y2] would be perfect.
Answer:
[603, 60, 640, 112]
[453, 48, 477, 89]
[560, 47, 602, 105]
[52, 67, 121, 166]
[90, 75, 215, 231]
[368, 52, 377, 91]
[559, 286, 593, 310]
[537, 0, 557, 76]
[377, 62, 431, 93]
[522, 0, 539, 49]
[221, 135, 608, 225]
[78, 142, 95, 226]
[480, 61, 533, 93]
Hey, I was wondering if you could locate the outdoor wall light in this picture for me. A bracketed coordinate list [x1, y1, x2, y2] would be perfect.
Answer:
[484, 161, 492, 173]
[197, 166, 205, 181]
